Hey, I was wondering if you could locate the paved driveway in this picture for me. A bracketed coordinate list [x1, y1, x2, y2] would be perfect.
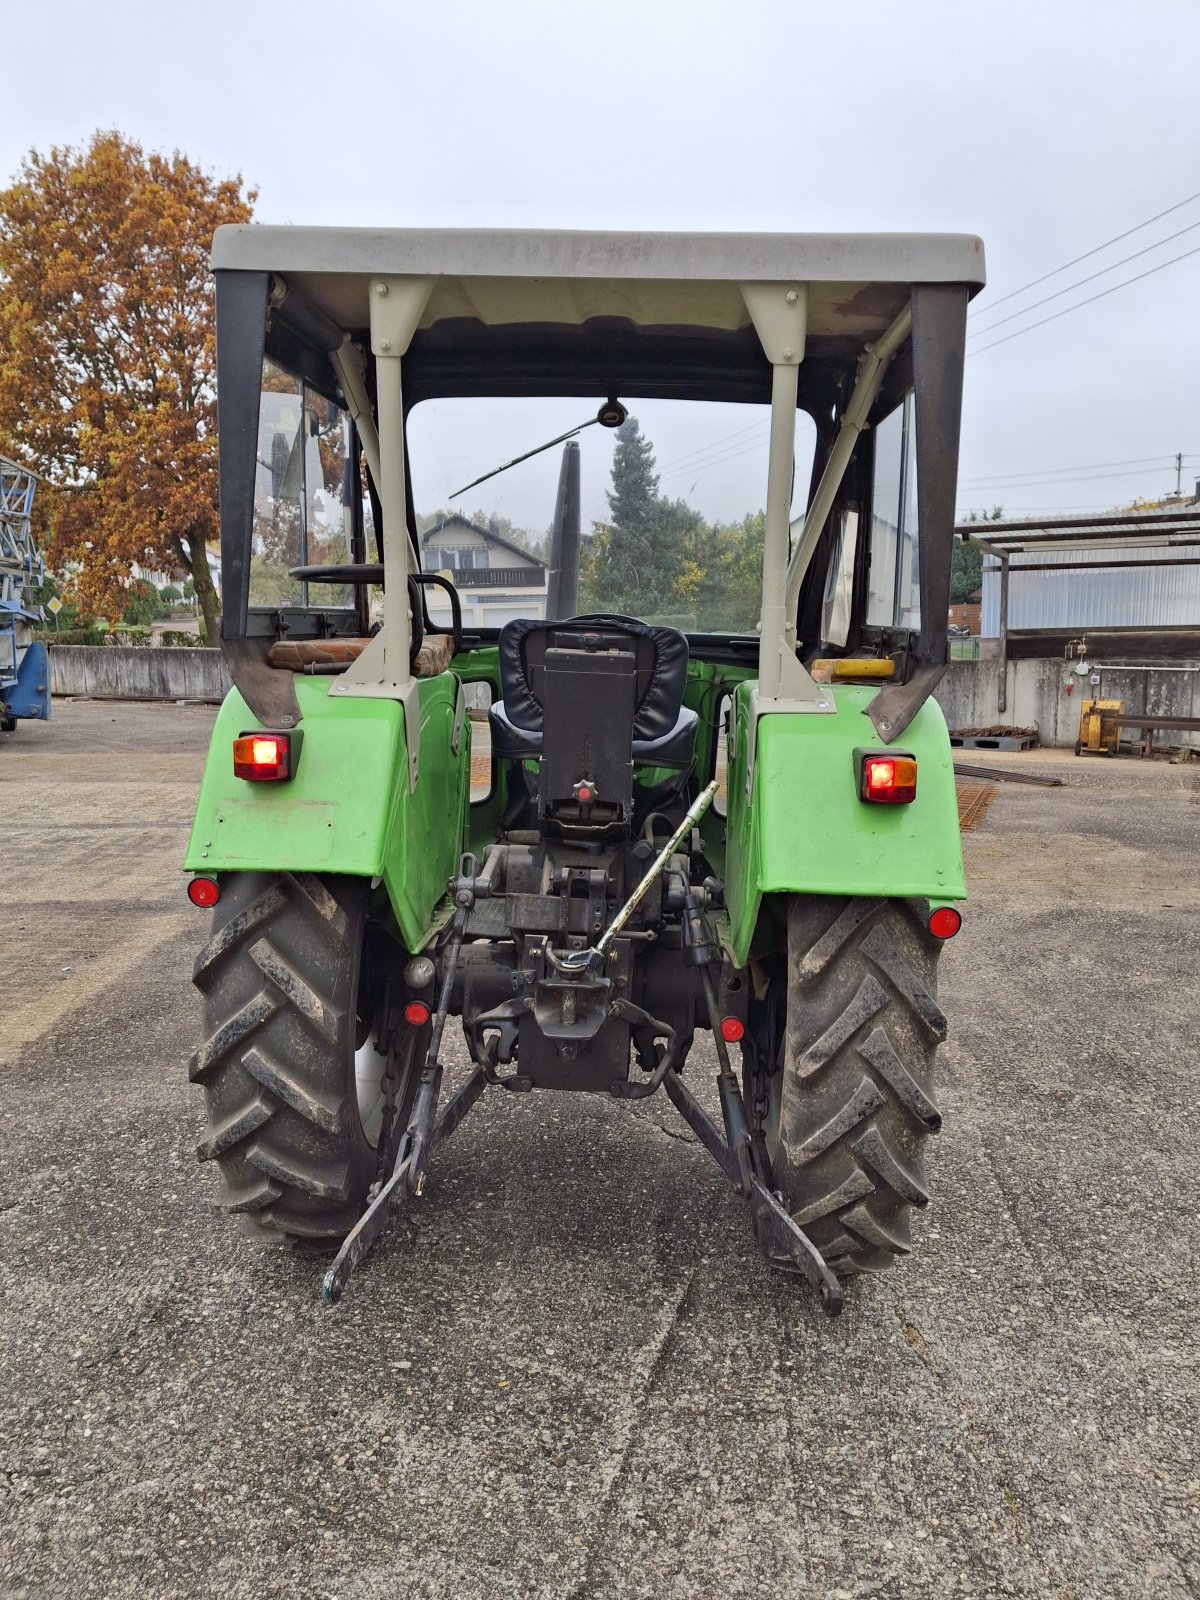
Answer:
[1, 703, 1197, 1599]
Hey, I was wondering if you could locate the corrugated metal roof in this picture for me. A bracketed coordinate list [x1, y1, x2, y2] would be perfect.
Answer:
[980, 545, 1200, 633]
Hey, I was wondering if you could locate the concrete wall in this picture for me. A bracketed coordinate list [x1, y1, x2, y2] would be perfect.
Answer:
[47, 644, 1200, 752]
[935, 657, 1200, 748]
[50, 646, 230, 702]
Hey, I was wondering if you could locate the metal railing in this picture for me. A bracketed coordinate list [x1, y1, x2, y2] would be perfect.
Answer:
[441, 566, 546, 590]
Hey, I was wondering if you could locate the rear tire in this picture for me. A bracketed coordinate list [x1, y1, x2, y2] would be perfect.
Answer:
[190, 871, 378, 1244]
[760, 896, 945, 1275]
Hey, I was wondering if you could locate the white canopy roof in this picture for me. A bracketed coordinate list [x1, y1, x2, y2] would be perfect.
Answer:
[212, 226, 985, 342]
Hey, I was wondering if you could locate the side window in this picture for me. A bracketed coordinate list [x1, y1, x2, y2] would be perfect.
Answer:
[464, 681, 495, 804]
[821, 509, 859, 648]
[711, 692, 732, 817]
[897, 408, 920, 629]
[867, 395, 920, 630]
[250, 359, 355, 609]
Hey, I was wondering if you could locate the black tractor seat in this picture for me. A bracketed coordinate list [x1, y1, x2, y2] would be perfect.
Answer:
[488, 614, 698, 770]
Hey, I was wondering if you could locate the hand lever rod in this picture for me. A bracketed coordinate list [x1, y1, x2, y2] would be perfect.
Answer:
[554, 781, 719, 974]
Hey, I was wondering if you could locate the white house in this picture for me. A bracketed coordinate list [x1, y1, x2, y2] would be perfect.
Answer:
[421, 514, 547, 628]
[131, 544, 221, 597]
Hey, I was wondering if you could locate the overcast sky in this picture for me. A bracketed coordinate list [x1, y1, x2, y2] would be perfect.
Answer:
[4, 0, 1198, 529]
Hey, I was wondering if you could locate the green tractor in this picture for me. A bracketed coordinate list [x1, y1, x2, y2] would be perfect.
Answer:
[185, 228, 982, 1314]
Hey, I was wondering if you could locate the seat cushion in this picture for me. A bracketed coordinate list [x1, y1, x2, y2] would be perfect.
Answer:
[633, 706, 699, 769]
[491, 698, 698, 771]
[489, 697, 543, 763]
[264, 632, 454, 679]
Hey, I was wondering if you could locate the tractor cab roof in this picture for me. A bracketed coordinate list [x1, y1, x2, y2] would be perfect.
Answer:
[212, 227, 984, 745]
[213, 224, 985, 347]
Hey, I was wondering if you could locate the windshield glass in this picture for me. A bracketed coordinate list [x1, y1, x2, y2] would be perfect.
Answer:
[407, 397, 815, 632]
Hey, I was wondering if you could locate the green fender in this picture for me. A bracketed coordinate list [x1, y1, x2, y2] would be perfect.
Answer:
[184, 673, 468, 952]
[721, 681, 965, 967]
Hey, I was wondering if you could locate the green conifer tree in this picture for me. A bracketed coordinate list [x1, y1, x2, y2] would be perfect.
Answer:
[595, 417, 661, 609]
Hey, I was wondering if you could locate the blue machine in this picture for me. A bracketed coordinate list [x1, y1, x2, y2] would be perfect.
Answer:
[1, 458, 50, 731]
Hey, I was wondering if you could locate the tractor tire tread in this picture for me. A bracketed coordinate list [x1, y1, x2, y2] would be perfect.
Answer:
[765, 895, 945, 1276]
[191, 872, 373, 1245]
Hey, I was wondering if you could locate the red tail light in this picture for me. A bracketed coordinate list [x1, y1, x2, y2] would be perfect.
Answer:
[233, 730, 300, 782]
[928, 906, 962, 940]
[858, 752, 917, 804]
[187, 875, 220, 908]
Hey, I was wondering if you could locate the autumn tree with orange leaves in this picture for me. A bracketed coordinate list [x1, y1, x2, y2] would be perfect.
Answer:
[0, 132, 255, 637]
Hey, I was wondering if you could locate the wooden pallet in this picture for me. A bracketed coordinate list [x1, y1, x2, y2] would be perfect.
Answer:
[950, 732, 1038, 752]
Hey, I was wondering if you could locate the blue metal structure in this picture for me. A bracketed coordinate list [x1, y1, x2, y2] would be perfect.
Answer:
[0, 457, 50, 731]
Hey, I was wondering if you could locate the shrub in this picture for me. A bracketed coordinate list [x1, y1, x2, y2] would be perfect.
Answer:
[36, 624, 150, 645]
[121, 581, 166, 625]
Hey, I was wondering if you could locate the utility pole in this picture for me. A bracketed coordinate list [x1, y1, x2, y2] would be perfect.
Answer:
[1176, 452, 1183, 495]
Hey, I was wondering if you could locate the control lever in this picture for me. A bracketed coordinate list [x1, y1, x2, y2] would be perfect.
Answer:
[554, 781, 718, 974]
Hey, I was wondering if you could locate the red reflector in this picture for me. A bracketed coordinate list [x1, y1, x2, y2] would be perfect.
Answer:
[404, 1000, 431, 1027]
[187, 876, 220, 908]
[233, 732, 293, 782]
[719, 1016, 745, 1043]
[576, 786, 592, 802]
[928, 907, 962, 940]
[860, 753, 917, 804]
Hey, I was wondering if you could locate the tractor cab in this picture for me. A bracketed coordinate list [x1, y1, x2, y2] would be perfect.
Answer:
[186, 229, 984, 1313]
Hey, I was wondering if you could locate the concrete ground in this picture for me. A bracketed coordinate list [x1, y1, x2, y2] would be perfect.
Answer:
[1, 702, 1197, 1600]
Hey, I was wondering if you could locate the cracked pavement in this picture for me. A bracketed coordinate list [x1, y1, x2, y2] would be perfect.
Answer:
[1, 704, 1197, 1599]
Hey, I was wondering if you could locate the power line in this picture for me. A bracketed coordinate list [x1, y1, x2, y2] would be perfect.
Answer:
[967, 218, 1200, 339]
[958, 465, 1179, 491]
[580, 434, 775, 521]
[658, 435, 773, 489]
[652, 417, 768, 475]
[968, 241, 1200, 356]
[957, 453, 1175, 484]
[969, 187, 1200, 316]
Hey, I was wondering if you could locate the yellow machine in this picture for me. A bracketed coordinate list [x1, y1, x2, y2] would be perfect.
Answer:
[1075, 698, 1123, 756]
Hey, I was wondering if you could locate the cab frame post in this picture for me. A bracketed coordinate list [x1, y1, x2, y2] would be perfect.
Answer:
[328, 275, 433, 788]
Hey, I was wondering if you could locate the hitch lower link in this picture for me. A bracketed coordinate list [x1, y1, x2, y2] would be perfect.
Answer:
[670, 959, 845, 1318]
[322, 853, 488, 1306]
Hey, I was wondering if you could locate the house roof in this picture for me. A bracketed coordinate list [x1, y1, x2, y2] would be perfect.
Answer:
[421, 513, 546, 568]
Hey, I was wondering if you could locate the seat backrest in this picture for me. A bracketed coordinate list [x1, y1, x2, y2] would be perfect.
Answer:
[497, 614, 689, 741]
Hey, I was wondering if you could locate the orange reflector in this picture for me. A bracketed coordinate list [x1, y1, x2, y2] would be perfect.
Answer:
[187, 875, 220, 908]
[404, 1000, 431, 1027]
[812, 657, 897, 682]
[859, 752, 917, 804]
[719, 1016, 744, 1043]
[233, 730, 296, 782]
[928, 907, 962, 940]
